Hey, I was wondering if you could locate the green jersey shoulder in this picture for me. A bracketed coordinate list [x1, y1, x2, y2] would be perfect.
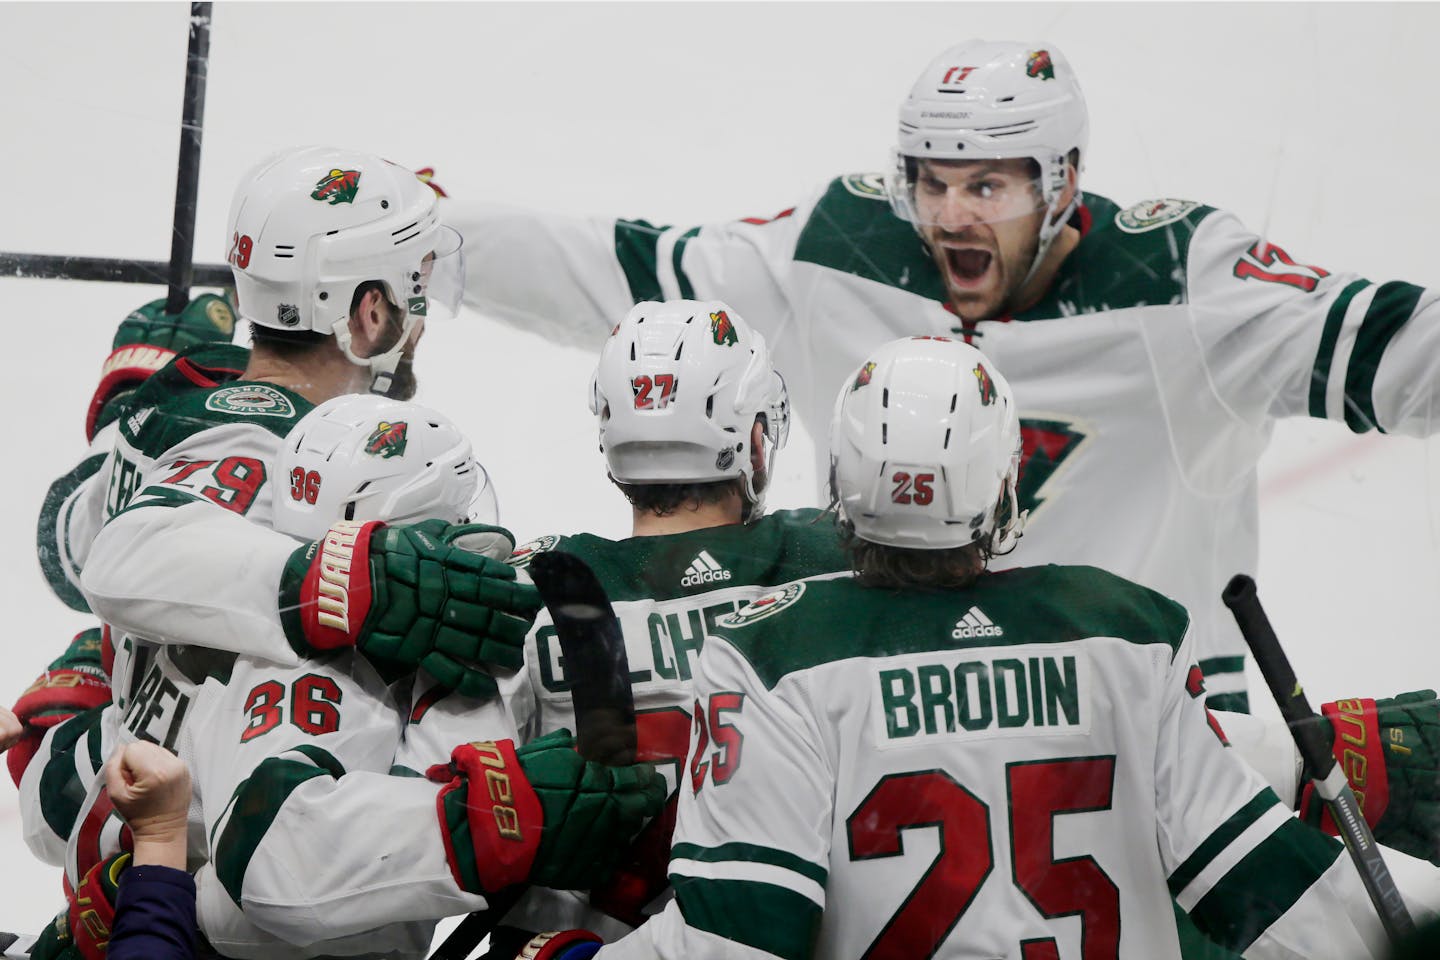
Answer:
[719, 563, 1190, 690]
[510, 508, 847, 603]
[119, 344, 311, 459]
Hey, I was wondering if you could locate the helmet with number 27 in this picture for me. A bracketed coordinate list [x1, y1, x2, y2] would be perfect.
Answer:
[831, 336, 1024, 552]
[591, 300, 789, 518]
[273, 393, 496, 543]
[225, 146, 465, 394]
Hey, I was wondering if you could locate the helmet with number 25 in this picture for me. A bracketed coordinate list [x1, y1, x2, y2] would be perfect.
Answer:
[273, 394, 496, 543]
[226, 146, 464, 394]
[831, 336, 1024, 552]
[591, 300, 789, 519]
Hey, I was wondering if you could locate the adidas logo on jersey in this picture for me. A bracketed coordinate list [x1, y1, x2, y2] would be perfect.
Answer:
[952, 607, 1003, 640]
[681, 550, 732, 588]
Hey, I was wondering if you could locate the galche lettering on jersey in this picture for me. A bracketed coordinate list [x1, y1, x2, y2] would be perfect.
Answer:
[316, 520, 366, 632]
[875, 645, 1091, 745]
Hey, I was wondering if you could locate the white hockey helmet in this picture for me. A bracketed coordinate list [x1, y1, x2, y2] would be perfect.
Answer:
[226, 146, 464, 395]
[830, 336, 1024, 551]
[590, 300, 789, 515]
[273, 393, 496, 543]
[886, 41, 1088, 282]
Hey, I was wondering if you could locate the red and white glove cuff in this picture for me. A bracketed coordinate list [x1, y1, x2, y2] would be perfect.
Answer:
[85, 345, 178, 441]
[429, 739, 544, 894]
[1300, 697, 1389, 833]
[13, 669, 111, 729]
[299, 520, 382, 650]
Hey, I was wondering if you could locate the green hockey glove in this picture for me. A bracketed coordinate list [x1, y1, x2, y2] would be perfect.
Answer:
[86, 293, 237, 440]
[428, 730, 666, 895]
[1299, 690, 1440, 865]
[280, 519, 541, 697]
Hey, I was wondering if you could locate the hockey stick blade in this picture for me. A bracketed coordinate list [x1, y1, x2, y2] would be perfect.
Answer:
[0, 931, 35, 959]
[527, 550, 637, 766]
[1222, 574, 1416, 942]
[427, 551, 637, 960]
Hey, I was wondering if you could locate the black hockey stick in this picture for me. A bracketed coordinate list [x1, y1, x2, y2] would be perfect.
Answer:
[0, 254, 230, 288]
[0, 4, 221, 297]
[164, 1, 213, 313]
[1222, 574, 1416, 942]
[428, 551, 636, 960]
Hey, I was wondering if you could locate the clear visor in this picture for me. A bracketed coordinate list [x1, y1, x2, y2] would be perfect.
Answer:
[904, 157, 1048, 230]
[409, 224, 465, 323]
[465, 460, 500, 525]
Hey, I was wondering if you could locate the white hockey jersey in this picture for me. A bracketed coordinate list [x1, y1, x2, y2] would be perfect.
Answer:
[607, 566, 1392, 960]
[450, 184, 1440, 708]
[37, 347, 472, 957]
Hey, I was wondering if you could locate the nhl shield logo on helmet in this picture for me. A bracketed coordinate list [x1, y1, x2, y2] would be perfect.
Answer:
[310, 168, 361, 205]
[364, 421, 409, 459]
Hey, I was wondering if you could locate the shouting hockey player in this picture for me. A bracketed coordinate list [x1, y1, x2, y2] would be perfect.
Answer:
[527, 337, 1427, 960]
[395, 299, 852, 958]
[448, 40, 1440, 713]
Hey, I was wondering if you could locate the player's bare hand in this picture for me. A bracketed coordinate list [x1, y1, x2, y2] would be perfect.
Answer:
[0, 706, 21, 752]
[105, 740, 190, 844]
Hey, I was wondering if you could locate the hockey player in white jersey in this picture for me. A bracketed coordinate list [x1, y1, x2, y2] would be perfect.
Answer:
[184, 394, 664, 958]
[19, 392, 664, 960]
[13, 145, 563, 959]
[529, 337, 1420, 960]
[448, 40, 1440, 714]
[393, 299, 852, 958]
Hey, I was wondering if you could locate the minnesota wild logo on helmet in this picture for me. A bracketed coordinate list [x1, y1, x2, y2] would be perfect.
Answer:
[852, 361, 876, 392]
[973, 363, 997, 406]
[710, 310, 738, 347]
[364, 420, 408, 458]
[1026, 49, 1055, 81]
[311, 168, 361, 205]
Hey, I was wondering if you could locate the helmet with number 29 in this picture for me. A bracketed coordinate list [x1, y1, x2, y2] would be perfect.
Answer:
[831, 336, 1024, 552]
[226, 146, 465, 395]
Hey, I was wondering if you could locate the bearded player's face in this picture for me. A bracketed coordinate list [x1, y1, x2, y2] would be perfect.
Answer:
[913, 158, 1047, 324]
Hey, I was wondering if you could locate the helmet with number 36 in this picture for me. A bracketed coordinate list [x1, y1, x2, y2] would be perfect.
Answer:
[830, 336, 1024, 551]
[272, 394, 496, 542]
[590, 300, 789, 517]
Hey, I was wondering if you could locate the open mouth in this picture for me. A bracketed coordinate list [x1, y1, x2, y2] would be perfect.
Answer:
[944, 248, 993, 286]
